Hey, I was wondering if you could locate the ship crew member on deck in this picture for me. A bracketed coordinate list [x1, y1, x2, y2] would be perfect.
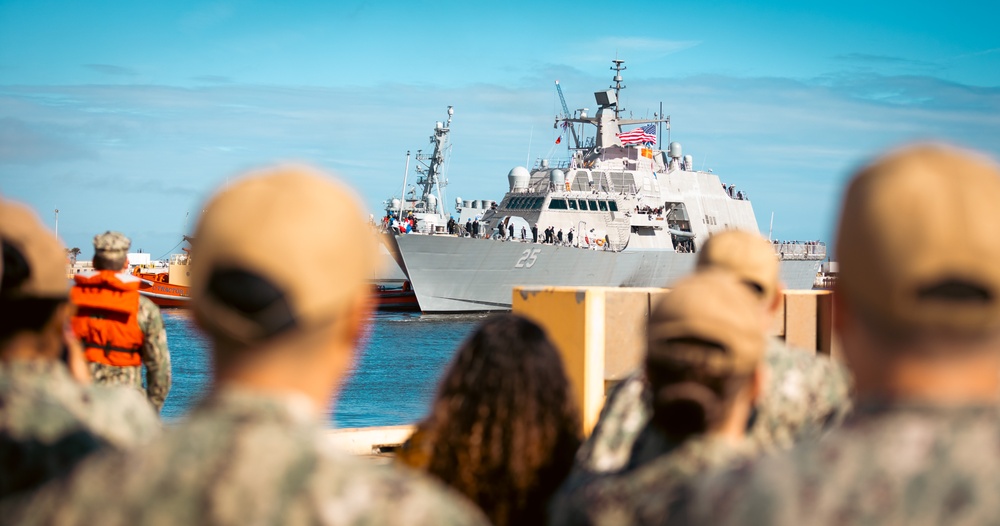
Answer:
[70, 231, 171, 413]
[532, 224, 539, 243]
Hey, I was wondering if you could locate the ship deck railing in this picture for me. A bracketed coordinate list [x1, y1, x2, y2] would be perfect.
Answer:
[773, 242, 827, 260]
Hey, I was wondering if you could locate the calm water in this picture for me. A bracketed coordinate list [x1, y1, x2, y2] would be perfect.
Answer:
[160, 310, 491, 428]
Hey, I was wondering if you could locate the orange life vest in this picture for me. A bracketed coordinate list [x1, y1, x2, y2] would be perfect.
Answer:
[70, 270, 145, 367]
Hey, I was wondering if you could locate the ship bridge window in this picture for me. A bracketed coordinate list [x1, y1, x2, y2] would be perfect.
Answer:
[568, 199, 578, 210]
[598, 200, 608, 212]
[588, 200, 599, 211]
[548, 198, 568, 210]
[608, 200, 619, 212]
[532, 197, 544, 209]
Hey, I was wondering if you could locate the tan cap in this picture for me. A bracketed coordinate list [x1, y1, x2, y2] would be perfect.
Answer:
[647, 270, 766, 376]
[0, 199, 69, 300]
[93, 231, 131, 255]
[190, 165, 378, 344]
[696, 230, 780, 303]
[837, 144, 1000, 334]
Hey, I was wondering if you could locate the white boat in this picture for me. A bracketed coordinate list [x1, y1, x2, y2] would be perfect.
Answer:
[387, 60, 825, 312]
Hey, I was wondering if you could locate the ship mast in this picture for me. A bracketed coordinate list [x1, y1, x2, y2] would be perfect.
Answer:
[610, 59, 626, 119]
[413, 106, 453, 216]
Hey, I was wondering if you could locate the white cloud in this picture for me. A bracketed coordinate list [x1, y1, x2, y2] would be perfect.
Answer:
[1, 69, 997, 254]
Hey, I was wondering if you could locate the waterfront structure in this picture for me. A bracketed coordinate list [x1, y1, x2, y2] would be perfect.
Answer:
[389, 60, 824, 312]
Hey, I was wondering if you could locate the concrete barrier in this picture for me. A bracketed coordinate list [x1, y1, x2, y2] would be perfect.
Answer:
[513, 286, 835, 434]
[326, 425, 414, 457]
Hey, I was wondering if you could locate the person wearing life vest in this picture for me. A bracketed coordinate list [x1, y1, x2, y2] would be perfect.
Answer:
[70, 231, 171, 413]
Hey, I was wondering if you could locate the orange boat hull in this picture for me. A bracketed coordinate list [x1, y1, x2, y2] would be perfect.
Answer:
[137, 276, 191, 308]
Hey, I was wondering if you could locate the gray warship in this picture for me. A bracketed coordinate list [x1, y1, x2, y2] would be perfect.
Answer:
[387, 60, 825, 312]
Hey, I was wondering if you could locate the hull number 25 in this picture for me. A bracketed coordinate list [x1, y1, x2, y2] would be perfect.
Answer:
[515, 248, 541, 269]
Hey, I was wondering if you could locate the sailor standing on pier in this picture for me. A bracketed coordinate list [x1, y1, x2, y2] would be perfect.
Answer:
[9, 166, 489, 525]
[70, 232, 171, 413]
[0, 202, 159, 498]
[676, 144, 1000, 525]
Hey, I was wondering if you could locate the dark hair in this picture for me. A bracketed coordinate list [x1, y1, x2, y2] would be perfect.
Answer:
[645, 339, 752, 441]
[92, 252, 126, 271]
[0, 241, 64, 342]
[399, 314, 581, 526]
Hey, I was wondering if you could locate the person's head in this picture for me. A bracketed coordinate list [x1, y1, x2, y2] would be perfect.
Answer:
[409, 314, 580, 526]
[189, 165, 378, 407]
[91, 231, 130, 271]
[0, 200, 73, 360]
[697, 229, 782, 319]
[835, 144, 1000, 403]
[646, 271, 768, 442]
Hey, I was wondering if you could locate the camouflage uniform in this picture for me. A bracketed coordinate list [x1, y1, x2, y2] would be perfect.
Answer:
[89, 295, 171, 412]
[0, 360, 160, 497]
[574, 337, 852, 474]
[10, 388, 490, 525]
[550, 437, 757, 526]
[676, 403, 1000, 525]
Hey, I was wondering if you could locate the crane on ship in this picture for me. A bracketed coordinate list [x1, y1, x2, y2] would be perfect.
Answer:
[554, 80, 581, 149]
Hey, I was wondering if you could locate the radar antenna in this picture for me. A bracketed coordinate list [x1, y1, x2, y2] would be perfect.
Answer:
[610, 59, 626, 118]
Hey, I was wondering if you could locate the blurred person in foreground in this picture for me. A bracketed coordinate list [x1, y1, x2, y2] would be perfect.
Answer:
[573, 230, 851, 476]
[549, 271, 768, 525]
[397, 314, 581, 526]
[70, 231, 171, 412]
[674, 144, 1000, 525]
[7, 166, 489, 525]
[0, 200, 159, 499]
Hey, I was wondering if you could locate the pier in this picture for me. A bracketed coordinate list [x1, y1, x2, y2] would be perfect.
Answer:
[332, 286, 835, 451]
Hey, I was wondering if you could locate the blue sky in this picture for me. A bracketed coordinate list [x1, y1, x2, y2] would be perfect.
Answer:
[1, 0, 998, 256]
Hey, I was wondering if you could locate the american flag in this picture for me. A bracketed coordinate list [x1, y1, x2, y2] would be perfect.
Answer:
[617, 124, 657, 145]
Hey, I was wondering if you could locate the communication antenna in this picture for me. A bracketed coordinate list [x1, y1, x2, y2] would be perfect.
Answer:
[610, 59, 626, 118]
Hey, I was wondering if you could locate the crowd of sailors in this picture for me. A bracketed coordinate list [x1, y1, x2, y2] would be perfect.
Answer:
[11, 145, 1000, 525]
[723, 182, 748, 200]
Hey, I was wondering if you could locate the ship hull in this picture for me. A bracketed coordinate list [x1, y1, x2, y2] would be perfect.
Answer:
[392, 235, 821, 313]
[137, 279, 191, 308]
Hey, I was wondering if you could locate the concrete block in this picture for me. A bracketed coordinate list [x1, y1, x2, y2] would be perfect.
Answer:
[602, 288, 656, 381]
[326, 425, 414, 456]
[514, 287, 605, 434]
[783, 290, 835, 353]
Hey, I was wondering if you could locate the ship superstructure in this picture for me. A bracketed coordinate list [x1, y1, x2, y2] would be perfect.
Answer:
[387, 61, 825, 312]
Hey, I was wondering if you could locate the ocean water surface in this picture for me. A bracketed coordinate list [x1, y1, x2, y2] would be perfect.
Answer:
[160, 310, 490, 428]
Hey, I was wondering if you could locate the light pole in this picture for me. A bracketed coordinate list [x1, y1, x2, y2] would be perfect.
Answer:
[54, 208, 59, 238]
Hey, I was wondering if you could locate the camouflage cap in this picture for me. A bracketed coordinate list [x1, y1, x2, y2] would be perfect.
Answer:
[93, 231, 131, 255]
[837, 144, 1000, 335]
[190, 165, 379, 345]
[697, 230, 781, 304]
[647, 270, 766, 376]
[0, 199, 69, 300]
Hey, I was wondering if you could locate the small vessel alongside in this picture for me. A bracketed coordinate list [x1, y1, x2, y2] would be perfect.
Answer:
[133, 253, 191, 308]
